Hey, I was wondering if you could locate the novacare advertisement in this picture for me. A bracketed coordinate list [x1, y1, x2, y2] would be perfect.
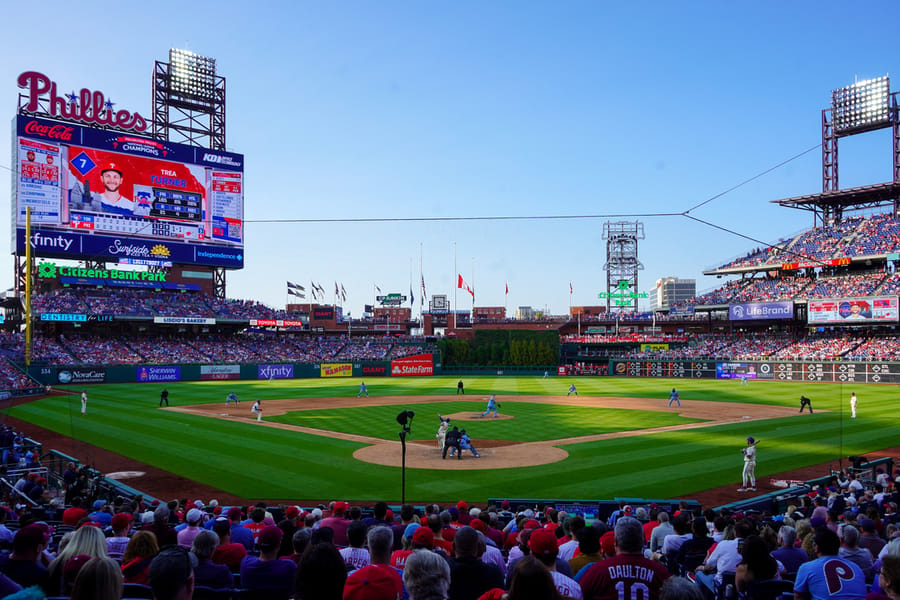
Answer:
[391, 354, 434, 377]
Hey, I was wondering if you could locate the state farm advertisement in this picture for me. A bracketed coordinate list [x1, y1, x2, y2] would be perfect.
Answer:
[390, 354, 434, 377]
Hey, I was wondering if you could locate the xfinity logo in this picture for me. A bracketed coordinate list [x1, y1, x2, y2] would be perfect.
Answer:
[258, 365, 293, 379]
[201, 153, 242, 168]
[31, 232, 74, 251]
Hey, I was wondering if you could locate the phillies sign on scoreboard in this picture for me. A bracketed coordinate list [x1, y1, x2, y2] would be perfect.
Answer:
[807, 296, 899, 324]
[390, 354, 434, 377]
[13, 72, 244, 269]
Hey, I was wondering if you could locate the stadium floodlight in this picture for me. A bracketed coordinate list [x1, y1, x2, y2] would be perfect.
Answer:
[831, 76, 891, 135]
[168, 48, 217, 100]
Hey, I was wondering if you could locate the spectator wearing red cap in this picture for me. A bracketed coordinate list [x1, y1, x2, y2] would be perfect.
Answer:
[458, 501, 472, 526]
[106, 513, 133, 560]
[277, 505, 302, 558]
[581, 517, 669, 600]
[321, 501, 352, 547]
[240, 525, 297, 597]
[226, 507, 253, 551]
[527, 528, 581, 598]
[344, 563, 402, 600]
[211, 518, 247, 570]
[448, 526, 504, 600]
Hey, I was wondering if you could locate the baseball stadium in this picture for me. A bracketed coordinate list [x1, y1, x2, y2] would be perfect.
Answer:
[2, 49, 900, 599]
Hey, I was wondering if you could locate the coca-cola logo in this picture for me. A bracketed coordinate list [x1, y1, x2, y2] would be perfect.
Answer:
[23, 120, 74, 141]
[18, 71, 148, 133]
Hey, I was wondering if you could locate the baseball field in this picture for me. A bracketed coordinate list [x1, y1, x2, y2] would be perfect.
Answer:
[5, 376, 896, 504]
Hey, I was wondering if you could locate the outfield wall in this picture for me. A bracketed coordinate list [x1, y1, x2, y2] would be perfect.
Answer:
[26, 353, 440, 386]
[609, 359, 900, 383]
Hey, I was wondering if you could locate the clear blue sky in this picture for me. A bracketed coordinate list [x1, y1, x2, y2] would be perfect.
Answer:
[1, 1, 896, 316]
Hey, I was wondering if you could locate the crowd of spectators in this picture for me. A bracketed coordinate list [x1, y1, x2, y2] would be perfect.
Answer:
[0, 459, 897, 600]
[715, 212, 900, 271]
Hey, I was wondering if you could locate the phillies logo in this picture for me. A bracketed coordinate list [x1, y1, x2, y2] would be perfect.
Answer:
[18, 71, 148, 133]
[23, 120, 73, 141]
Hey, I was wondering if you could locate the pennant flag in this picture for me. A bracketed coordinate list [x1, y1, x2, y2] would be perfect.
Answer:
[505, 282, 509, 295]
[569, 282, 573, 294]
[421, 274, 426, 303]
[287, 281, 305, 291]
[340, 284, 347, 302]
[457, 274, 464, 289]
[467, 284, 475, 299]
[410, 286, 415, 306]
[375, 285, 382, 294]
[288, 289, 305, 298]
[335, 281, 339, 296]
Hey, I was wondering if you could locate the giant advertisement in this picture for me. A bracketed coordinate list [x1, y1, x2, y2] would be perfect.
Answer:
[14, 115, 244, 268]
[807, 297, 899, 324]
[729, 301, 793, 321]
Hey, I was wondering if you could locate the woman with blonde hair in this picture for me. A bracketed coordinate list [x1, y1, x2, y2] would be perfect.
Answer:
[45, 525, 109, 595]
[71, 556, 123, 600]
[121, 530, 160, 585]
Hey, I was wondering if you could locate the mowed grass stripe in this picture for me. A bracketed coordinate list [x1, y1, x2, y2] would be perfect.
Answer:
[268, 401, 704, 442]
[7, 377, 896, 502]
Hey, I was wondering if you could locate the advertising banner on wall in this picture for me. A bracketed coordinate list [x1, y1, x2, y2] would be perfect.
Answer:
[200, 365, 241, 380]
[390, 354, 434, 377]
[321, 363, 352, 377]
[257, 365, 294, 380]
[137, 366, 181, 382]
[808, 297, 899, 324]
[57, 368, 106, 384]
[728, 301, 793, 321]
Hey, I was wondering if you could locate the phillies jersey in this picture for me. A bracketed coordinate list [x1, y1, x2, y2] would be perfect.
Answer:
[580, 553, 670, 600]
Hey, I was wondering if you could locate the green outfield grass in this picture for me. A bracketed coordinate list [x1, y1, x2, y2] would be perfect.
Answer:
[6, 376, 893, 503]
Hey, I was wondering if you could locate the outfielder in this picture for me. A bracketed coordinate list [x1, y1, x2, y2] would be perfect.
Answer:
[739, 436, 758, 492]
[358, 381, 368, 398]
[850, 392, 858, 418]
[481, 395, 499, 418]
[251, 399, 262, 422]
[81, 390, 87, 415]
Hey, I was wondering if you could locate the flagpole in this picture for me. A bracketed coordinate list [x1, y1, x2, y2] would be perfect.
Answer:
[419, 242, 424, 325]
[471, 256, 475, 311]
[453, 242, 457, 329]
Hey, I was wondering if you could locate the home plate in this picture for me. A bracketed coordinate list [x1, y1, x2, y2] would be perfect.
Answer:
[105, 471, 145, 480]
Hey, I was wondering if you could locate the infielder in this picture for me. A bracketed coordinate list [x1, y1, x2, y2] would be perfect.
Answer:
[251, 399, 262, 422]
[850, 392, 858, 418]
[739, 436, 758, 492]
[358, 381, 368, 398]
[481, 395, 499, 418]
[667, 388, 680, 408]
[81, 390, 87, 415]
[567, 384, 578, 396]
[226, 392, 239, 406]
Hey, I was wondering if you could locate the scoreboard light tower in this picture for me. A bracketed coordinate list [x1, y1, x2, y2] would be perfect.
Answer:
[602, 221, 644, 313]
[152, 49, 225, 150]
[152, 49, 228, 297]
[821, 75, 898, 222]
